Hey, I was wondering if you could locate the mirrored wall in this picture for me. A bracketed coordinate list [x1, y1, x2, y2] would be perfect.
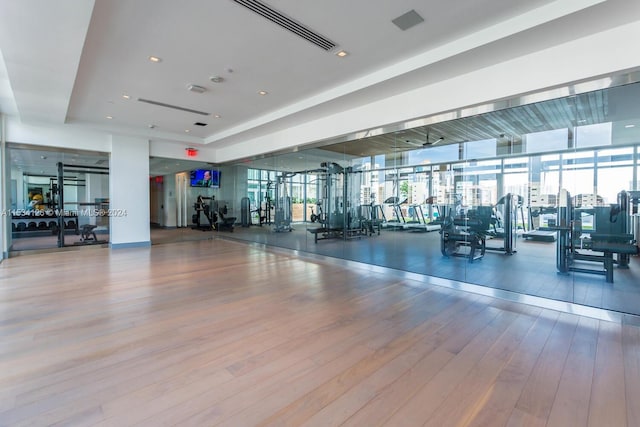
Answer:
[218, 81, 640, 316]
[6, 145, 110, 252]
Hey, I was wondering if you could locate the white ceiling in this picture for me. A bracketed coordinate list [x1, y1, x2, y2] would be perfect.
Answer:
[0, 0, 609, 156]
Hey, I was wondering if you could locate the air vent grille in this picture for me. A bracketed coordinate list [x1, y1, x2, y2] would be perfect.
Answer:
[137, 98, 210, 116]
[194, 122, 208, 126]
[232, 0, 336, 51]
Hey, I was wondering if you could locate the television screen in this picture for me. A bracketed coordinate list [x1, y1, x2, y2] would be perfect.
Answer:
[190, 169, 220, 188]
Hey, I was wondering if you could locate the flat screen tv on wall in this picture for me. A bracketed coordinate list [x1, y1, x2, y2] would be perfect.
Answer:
[189, 169, 220, 188]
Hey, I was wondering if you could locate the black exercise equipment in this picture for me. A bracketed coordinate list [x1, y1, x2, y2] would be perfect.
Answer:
[80, 224, 98, 242]
[240, 197, 251, 227]
[273, 172, 293, 232]
[440, 209, 490, 262]
[556, 189, 639, 283]
[212, 201, 236, 232]
[51, 161, 107, 247]
[440, 193, 520, 262]
[306, 162, 374, 243]
[191, 195, 214, 231]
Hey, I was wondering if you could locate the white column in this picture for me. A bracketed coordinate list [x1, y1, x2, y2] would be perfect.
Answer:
[109, 135, 150, 248]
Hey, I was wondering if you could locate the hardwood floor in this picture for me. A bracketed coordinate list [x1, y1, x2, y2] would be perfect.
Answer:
[0, 238, 638, 426]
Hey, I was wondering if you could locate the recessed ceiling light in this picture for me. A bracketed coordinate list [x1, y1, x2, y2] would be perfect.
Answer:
[213, 114, 221, 118]
[185, 129, 190, 133]
[148, 56, 161, 63]
[210, 76, 224, 83]
[106, 115, 113, 119]
[625, 124, 636, 128]
[258, 90, 268, 96]
[187, 84, 206, 93]
[122, 94, 130, 100]
[336, 50, 348, 57]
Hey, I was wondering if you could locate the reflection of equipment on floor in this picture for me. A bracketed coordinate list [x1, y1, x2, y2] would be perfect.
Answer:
[440, 193, 520, 262]
[556, 189, 639, 283]
[191, 195, 214, 231]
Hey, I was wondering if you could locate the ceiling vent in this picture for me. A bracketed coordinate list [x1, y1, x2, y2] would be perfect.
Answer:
[137, 98, 210, 116]
[392, 10, 424, 31]
[232, 0, 337, 51]
[194, 122, 208, 126]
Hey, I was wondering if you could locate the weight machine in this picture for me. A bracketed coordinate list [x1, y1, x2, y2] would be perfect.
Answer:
[52, 162, 109, 247]
[273, 172, 294, 232]
[306, 162, 373, 243]
[440, 193, 519, 262]
[556, 189, 639, 282]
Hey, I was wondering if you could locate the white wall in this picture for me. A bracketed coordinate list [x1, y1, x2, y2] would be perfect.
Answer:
[4, 118, 111, 152]
[109, 135, 150, 248]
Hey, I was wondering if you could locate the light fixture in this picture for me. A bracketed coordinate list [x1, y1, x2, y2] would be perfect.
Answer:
[336, 50, 348, 57]
[106, 115, 113, 119]
[213, 114, 221, 118]
[258, 90, 268, 96]
[122, 94, 130, 100]
[184, 129, 190, 133]
[210, 76, 224, 83]
[625, 124, 636, 128]
[185, 147, 198, 158]
[148, 56, 161, 63]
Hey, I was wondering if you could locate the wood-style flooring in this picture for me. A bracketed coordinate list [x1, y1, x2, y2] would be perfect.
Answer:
[0, 238, 639, 426]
